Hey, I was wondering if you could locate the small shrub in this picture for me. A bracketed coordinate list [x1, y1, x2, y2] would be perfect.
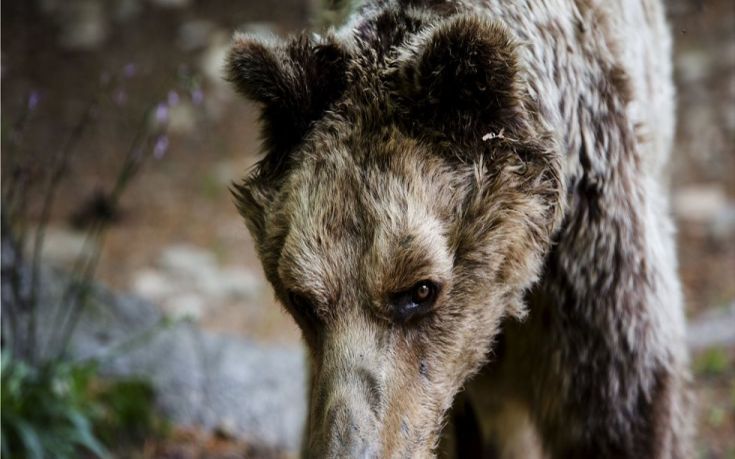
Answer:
[1, 353, 108, 459]
[1, 352, 166, 459]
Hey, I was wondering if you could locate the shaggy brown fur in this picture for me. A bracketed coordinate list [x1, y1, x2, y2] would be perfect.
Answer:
[226, 0, 691, 457]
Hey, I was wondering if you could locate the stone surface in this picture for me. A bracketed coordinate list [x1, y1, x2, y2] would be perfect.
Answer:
[178, 20, 217, 51]
[711, 206, 735, 239]
[673, 185, 729, 223]
[687, 301, 735, 351]
[34, 269, 306, 453]
[42, 0, 109, 51]
[200, 35, 230, 90]
[27, 226, 93, 267]
[132, 244, 262, 319]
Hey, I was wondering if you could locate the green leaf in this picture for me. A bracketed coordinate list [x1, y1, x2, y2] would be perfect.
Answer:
[66, 411, 109, 458]
[1, 425, 12, 458]
[13, 419, 44, 459]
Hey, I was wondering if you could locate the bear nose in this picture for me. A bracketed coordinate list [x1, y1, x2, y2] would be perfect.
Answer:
[322, 400, 380, 458]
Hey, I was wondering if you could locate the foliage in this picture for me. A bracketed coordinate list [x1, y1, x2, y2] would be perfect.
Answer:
[1, 353, 108, 459]
[1, 352, 167, 459]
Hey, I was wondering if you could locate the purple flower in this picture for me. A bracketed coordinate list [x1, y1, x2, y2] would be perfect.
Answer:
[167, 90, 180, 107]
[27, 91, 40, 111]
[154, 102, 169, 124]
[123, 63, 137, 78]
[191, 87, 204, 106]
[153, 135, 169, 159]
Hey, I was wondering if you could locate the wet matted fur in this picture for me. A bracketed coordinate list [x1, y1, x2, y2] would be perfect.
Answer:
[226, 0, 691, 457]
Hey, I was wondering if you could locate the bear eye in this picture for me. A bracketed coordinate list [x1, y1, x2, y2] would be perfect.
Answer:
[411, 281, 436, 304]
[392, 280, 439, 323]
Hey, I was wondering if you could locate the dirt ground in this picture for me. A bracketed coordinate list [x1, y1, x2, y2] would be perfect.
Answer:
[2, 0, 734, 457]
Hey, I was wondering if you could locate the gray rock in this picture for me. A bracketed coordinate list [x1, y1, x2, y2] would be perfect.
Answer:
[160, 244, 217, 275]
[673, 185, 729, 223]
[25, 226, 94, 268]
[133, 244, 264, 321]
[200, 266, 260, 301]
[687, 301, 735, 351]
[178, 20, 217, 51]
[163, 292, 206, 320]
[711, 205, 735, 239]
[675, 48, 714, 84]
[93, 322, 307, 449]
[200, 34, 231, 90]
[54, 0, 109, 51]
[132, 268, 175, 301]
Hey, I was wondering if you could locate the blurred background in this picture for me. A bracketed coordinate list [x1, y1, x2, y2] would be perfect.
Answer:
[1, 0, 733, 457]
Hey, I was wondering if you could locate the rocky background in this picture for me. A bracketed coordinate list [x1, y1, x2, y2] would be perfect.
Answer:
[1, 0, 734, 457]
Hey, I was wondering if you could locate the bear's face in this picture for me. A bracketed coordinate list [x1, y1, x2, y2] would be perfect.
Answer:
[228, 14, 564, 456]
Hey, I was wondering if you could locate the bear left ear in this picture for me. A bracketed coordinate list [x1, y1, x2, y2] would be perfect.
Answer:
[227, 33, 349, 169]
[395, 15, 522, 138]
[227, 33, 349, 249]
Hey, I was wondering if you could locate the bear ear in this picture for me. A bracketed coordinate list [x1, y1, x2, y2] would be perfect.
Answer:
[395, 15, 522, 138]
[226, 33, 349, 170]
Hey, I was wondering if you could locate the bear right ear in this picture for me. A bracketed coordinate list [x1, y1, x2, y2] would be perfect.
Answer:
[394, 15, 523, 140]
[227, 33, 349, 171]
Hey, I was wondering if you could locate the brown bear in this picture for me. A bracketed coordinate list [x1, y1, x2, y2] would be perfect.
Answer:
[226, 0, 691, 457]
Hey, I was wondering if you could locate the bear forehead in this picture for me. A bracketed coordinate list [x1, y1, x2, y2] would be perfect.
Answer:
[274, 138, 460, 298]
[282, 131, 461, 232]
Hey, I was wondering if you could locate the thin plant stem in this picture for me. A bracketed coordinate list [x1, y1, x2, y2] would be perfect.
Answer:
[1, 175, 30, 352]
[1, 209, 23, 356]
[51, 102, 164, 361]
[2, 91, 41, 357]
[25, 99, 97, 364]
